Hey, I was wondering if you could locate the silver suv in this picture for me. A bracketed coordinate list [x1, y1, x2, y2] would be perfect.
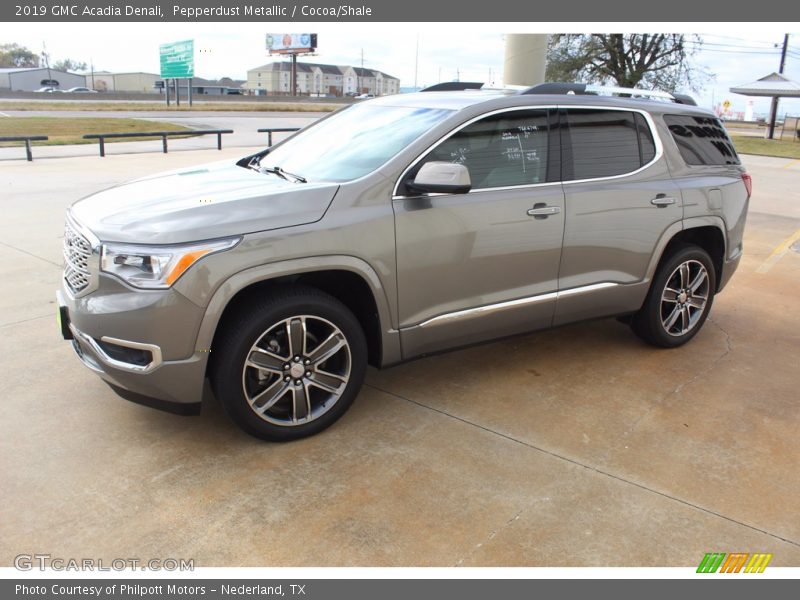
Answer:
[57, 83, 751, 441]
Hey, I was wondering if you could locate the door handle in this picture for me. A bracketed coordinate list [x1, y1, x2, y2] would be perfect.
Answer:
[527, 204, 561, 219]
[651, 194, 676, 207]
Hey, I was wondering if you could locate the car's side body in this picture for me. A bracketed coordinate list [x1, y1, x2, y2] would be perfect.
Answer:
[58, 89, 749, 425]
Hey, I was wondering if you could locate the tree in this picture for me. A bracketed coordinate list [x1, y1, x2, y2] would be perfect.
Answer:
[546, 34, 707, 92]
[0, 43, 39, 68]
[52, 58, 87, 72]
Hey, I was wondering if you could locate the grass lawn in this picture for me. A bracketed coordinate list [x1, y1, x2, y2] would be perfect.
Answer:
[0, 117, 192, 146]
[0, 101, 341, 113]
[731, 134, 800, 160]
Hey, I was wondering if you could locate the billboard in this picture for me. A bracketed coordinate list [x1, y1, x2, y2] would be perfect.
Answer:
[160, 39, 194, 78]
[266, 33, 318, 55]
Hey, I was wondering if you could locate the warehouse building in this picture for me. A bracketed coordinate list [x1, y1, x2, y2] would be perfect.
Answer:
[154, 77, 246, 95]
[83, 71, 160, 93]
[245, 61, 399, 97]
[0, 67, 86, 91]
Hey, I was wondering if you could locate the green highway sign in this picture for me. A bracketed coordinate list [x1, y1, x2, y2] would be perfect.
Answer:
[159, 39, 194, 78]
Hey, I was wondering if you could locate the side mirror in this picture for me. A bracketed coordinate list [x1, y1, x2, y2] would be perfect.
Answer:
[407, 162, 471, 195]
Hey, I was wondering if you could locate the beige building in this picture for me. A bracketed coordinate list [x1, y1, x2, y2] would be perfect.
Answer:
[83, 71, 159, 93]
[245, 61, 399, 97]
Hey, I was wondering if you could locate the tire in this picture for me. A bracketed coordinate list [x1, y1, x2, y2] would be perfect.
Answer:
[631, 244, 717, 348]
[210, 286, 367, 441]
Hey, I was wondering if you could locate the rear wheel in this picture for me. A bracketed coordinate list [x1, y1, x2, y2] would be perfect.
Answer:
[211, 287, 367, 441]
[631, 245, 716, 348]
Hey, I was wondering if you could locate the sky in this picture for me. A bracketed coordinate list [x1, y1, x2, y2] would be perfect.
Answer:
[7, 23, 800, 117]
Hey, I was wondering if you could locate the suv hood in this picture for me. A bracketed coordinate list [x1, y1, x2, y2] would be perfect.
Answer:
[70, 160, 339, 244]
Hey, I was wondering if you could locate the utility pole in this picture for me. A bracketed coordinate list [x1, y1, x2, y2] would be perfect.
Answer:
[42, 42, 51, 86]
[767, 34, 790, 140]
[779, 33, 789, 72]
[90, 58, 95, 90]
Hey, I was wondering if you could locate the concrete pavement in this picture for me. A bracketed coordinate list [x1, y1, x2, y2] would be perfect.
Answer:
[1, 150, 798, 567]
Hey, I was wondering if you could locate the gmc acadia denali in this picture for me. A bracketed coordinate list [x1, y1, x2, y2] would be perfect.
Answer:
[57, 83, 751, 440]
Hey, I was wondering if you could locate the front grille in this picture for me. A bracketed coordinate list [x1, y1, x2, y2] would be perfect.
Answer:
[63, 220, 93, 294]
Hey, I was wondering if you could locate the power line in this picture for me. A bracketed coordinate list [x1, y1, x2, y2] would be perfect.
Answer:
[691, 40, 779, 50]
[685, 41, 783, 53]
[701, 34, 779, 46]
[692, 48, 783, 55]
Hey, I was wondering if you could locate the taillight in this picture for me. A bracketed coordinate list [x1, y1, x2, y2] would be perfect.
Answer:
[741, 173, 752, 199]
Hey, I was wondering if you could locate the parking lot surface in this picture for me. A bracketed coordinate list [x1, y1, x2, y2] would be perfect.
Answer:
[1, 149, 798, 566]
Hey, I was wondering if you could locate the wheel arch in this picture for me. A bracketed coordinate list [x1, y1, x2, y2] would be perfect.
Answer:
[646, 217, 727, 292]
[195, 257, 401, 369]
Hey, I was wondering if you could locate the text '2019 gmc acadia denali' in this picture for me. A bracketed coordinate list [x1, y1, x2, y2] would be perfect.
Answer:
[57, 83, 751, 441]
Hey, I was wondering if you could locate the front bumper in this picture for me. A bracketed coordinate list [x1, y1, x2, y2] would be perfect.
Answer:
[57, 277, 209, 414]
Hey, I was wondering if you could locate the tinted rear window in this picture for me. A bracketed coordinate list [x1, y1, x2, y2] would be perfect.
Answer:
[565, 109, 652, 180]
[664, 114, 740, 166]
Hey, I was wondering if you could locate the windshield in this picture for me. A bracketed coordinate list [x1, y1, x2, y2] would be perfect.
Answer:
[261, 104, 453, 182]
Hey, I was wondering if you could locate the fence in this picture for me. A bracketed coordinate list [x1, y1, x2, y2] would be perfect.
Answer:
[0, 135, 49, 161]
[83, 129, 234, 157]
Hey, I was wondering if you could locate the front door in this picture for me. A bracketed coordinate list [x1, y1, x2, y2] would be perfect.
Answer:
[393, 108, 566, 357]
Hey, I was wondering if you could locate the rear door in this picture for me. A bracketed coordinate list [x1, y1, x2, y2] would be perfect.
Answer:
[554, 107, 683, 325]
[393, 107, 566, 357]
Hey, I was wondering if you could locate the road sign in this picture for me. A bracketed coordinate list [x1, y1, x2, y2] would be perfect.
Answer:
[160, 40, 194, 78]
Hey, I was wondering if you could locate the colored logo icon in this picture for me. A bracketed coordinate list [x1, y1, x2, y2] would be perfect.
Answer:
[697, 553, 773, 573]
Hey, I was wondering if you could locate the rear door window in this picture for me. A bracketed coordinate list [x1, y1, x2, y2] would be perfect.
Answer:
[663, 114, 740, 165]
[563, 109, 655, 180]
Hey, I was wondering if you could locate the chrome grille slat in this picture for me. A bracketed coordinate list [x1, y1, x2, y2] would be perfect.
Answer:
[63, 220, 93, 294]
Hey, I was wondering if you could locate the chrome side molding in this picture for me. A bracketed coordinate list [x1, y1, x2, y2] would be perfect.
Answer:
[417, 282, 618, 329]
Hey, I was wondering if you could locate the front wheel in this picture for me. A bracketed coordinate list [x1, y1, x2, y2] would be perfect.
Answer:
[210, 287, 367, 441]
[631, 245, 717, 348]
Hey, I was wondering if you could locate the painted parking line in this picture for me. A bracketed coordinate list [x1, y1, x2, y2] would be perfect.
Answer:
[756, 227, 800, 274]
[781, 159, 800, 169]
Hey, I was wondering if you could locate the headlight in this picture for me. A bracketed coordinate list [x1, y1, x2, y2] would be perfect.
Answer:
[100, 237, 240, 289]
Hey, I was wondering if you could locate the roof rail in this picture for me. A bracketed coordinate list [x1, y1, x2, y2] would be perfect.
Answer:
[521, 82, 696, 105]
[419, 80, 699, 106]
[420, 81, 483, 92]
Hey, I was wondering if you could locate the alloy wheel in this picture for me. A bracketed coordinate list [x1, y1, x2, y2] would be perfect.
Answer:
[241, 315, 351, 426]
[660, 259, 710, 337]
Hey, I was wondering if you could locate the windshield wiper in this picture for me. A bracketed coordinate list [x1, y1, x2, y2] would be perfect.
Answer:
[245, 156, 263, 172]
[260, 165, 307, 183]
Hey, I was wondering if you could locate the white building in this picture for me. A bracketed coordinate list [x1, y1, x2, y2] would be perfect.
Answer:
[245, 61, 399, 97]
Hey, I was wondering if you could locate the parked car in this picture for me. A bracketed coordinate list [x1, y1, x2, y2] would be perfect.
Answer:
[57, 83, 751, 441]
[64, 87, 98, 93]
[355, 93, 376, 99]
[33, 86, 59, 92]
